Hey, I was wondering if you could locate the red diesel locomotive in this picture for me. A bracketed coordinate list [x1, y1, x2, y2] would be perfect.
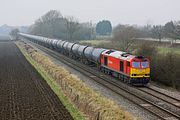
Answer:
[100, 50, 150, 84]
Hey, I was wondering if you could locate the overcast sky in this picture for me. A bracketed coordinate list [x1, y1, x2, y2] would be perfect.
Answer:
[0, 0, 180, 26]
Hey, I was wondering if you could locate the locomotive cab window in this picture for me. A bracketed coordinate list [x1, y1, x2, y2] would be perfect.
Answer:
[104, 56, 107, 66]
[141, 62, 149, 68]
[132, 62, 140, 68]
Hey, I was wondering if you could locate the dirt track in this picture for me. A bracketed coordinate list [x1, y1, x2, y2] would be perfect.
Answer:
[0, 41, 73, 120]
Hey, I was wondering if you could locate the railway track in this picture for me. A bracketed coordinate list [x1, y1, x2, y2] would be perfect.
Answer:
[29, 41, 180, 120]
[138, 87, 180, 108]
[147, 87, 180, 103]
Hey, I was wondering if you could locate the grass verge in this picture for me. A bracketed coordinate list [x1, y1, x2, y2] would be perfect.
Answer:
[158, 47, 180, 55]
[79, 39, 110, 46]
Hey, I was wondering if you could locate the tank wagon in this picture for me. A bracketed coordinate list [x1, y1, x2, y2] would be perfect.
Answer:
[18, 33, 150, 85]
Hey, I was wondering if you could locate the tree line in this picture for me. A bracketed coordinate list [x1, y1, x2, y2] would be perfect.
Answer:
[10, 10, 180, 44]
[111, 21, 180, 52]
[28, 10, 112, 41]
[28, 10, 96, 41]
[9, 10, 113, 41]
[147, 21, 180, 43]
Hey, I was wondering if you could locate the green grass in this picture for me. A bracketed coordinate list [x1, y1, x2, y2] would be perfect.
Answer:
[79, 39, 110, 46]
[17, 44, 85, 120]
[158, 47, 180, 55]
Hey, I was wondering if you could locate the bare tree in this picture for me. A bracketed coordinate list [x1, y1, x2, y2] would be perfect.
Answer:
[73, 22, 96, 40]
[174, 21, 180, 41]
[112, 25, 138, 51]
[29, 10, 95, 40]
[164, 21, 178, 45]
[41, 10, 62, 22]
[9, 28, 19, 40]
[64, 16, 80, 41]
[29, 10, 65, 38]
[151, 25, 163, 42]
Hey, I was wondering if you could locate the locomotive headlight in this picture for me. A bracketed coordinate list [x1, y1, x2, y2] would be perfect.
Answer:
[132, 74, 137, 76]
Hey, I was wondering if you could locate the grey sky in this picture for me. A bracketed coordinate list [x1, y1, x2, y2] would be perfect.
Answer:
[0, 0, 180, 26]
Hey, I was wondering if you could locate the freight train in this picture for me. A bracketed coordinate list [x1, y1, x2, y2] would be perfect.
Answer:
[19, 33, 150, 85]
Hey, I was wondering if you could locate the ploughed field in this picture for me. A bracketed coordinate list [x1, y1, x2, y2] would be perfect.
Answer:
[0, 40, 73, 120]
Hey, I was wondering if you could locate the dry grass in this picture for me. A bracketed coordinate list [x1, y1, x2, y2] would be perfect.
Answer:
[17, 41, 136, 120]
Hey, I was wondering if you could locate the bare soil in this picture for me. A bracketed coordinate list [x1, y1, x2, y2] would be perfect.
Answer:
[0, 41, 73, 120]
